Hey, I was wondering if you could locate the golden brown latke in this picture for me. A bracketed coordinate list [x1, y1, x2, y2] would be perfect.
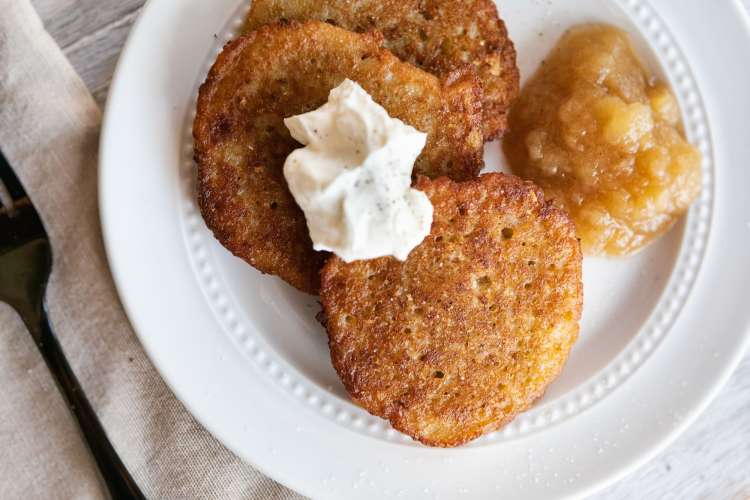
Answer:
[320, 173, 583, 447]
[194, 21, 484, 293]
[244, 0, 520, 140]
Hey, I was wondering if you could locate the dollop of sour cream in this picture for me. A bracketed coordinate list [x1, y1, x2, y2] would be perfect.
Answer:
[283, 79, 433, 263]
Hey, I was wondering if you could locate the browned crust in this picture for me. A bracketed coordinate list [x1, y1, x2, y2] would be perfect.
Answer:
[244, 0, 520, 140]
[320, 173, 583, 447]
[194, 21, 484, 293]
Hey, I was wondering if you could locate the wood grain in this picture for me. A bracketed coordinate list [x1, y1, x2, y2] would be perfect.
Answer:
[31, 0, 144, 105]
[29, 1, 750, 498]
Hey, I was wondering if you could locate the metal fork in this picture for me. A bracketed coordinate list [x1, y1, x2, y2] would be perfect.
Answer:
[0, 151, 145, 500]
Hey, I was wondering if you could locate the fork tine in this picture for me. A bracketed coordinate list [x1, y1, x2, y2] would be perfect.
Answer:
[0, 199, 46, 251]
[0, 152, 46, 247]
[0, 178, 12, 213]
[0, 150, 28, 202]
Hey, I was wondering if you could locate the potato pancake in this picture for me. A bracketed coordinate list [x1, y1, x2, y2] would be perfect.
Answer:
[194, 21, 484, 293]
[244, 0, 520, 140]
[320, 173, 583, 446]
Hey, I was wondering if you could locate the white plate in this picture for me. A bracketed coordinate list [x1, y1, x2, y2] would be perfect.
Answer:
[99, 0, 750, 498]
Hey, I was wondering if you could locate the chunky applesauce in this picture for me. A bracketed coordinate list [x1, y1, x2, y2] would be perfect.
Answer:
[504, 24, 702, 255]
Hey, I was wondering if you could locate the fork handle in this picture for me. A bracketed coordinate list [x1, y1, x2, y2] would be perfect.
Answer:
[33, 308, 146, 500]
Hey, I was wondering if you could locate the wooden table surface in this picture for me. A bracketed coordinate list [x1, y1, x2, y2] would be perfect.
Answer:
[29, 0, 750, 498]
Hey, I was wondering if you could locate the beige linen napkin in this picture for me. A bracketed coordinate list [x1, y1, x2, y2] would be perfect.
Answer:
[0, 1, 304, 498]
